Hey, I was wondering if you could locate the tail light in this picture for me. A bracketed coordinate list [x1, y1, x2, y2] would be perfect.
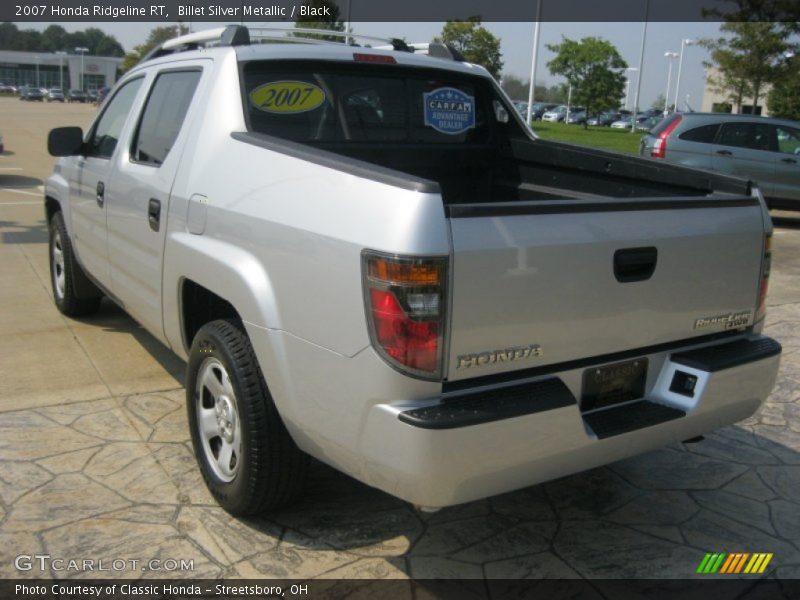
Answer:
[650, 115, 682, 159]
[756, 233, 772, 322]
[362, 251, 448, 380]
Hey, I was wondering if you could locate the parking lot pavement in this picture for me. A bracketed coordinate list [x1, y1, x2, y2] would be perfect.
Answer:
[1, 97, 799, 581]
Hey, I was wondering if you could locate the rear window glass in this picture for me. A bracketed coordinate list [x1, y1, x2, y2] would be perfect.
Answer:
[679, 123, 720, 144]
[242, 61, 515, 145]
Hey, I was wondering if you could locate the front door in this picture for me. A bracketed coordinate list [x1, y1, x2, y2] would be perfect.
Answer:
[70, 78, 144, 289]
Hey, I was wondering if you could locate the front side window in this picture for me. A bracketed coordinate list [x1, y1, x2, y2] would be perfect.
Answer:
[717, 122, 776, 152]
[131, 70, 202, 166]
[86, 78, 143, 159]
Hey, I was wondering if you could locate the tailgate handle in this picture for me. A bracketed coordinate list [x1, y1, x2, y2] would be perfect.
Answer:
[614, 247, 657, 283]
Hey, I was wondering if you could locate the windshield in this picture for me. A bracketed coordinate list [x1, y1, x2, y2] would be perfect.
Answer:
[241, 60, 524, 145]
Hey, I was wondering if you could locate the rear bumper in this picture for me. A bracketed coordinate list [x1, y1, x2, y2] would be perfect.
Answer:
[359, 335, 780, 508]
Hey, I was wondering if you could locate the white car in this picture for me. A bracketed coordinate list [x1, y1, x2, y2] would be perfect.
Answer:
[541, 105, 568, 122]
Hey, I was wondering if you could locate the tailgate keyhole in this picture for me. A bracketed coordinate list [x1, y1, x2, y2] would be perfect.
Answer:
[614, 247, 657, 283]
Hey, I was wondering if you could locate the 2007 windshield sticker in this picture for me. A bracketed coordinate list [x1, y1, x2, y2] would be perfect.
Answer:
[249, 81, 326, 114]
[423, 87, 475, 135]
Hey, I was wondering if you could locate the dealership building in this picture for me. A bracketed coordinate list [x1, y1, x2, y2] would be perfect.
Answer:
[0, 50, 122, 91]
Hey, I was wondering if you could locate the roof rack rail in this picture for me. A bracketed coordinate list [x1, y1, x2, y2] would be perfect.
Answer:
[138, 25, 463, 65]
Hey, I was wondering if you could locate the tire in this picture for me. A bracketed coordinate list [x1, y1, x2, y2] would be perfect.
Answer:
[187, 319, 308, 515]
[48, 211, 102, 316]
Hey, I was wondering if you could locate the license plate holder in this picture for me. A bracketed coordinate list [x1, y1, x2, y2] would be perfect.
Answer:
[581, 358, 648, 412]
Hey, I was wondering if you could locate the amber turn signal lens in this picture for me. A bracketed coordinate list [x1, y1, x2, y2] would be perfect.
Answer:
[368, 258, 441, 286]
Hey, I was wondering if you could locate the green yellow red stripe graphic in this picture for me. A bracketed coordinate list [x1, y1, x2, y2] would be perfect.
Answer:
[697, 552, 773, 574]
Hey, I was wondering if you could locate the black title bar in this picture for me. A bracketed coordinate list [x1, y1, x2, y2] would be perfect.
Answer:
[4, 0, 800, 22]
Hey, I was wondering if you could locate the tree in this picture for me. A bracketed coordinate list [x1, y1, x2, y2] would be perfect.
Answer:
[768, 60, 800, 121]
[546, 37, 627, 128]
[435, 19, 503, 80]
[700, 21, 789, 114]
[121, 25, 187, 72]
[0, 23, 123, 56]
[293, 0, 345, 43]
[651, 93, 674, 113]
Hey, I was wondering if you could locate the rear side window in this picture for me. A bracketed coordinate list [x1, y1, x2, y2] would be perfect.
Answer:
[678, 123, 720, 144]
[242, 61, 516, 145]
[717, 122, 777, 152]
[132, 70, 201, 166]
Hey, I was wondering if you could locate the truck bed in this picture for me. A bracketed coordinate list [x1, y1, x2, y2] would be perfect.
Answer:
[314, 136, 752, 204]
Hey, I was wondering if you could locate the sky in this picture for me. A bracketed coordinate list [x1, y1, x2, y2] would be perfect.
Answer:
[16, 20, 724, 109]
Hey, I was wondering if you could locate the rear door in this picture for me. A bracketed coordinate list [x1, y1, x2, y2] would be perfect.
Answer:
[711, 121, 776, 197]
[772, 124, 800, 203]
[446, 198, 765, 381]
[106, 65, 204, 339]
[70, 77, 144, 288]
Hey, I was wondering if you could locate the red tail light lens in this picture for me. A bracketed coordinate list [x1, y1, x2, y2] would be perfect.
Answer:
[651, 115, 682, 159]
[363, 251, 447, 380]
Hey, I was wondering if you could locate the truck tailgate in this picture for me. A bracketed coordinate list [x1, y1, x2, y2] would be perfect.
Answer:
[446, 197, 765, 381]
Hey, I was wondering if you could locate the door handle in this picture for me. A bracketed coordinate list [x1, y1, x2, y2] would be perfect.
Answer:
[148, 198, 161, 232]
[716, 149, 732, 156]
[96, 181, 104, 207]
[614, 247, 658, 283]
[781, 157, 797, 164]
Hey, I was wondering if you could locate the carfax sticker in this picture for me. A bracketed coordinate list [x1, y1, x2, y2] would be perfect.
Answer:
[423, 87, 475, 134]
[249, 81, 326, 114]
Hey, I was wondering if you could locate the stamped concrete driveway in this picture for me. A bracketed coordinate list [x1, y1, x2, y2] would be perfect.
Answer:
[0, 97, 798, 581]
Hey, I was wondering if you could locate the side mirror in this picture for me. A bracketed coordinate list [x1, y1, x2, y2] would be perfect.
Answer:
[48, 126, 84, 157]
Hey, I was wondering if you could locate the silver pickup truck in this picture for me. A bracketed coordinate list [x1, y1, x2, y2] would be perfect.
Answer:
[45, 26, 781, 515]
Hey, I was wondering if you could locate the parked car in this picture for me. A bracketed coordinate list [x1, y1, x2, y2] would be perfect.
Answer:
[587, 112, 621, 127]
[46, 88, 65, 102]
[636, 115, 663, 132]
[66, 89, 86, 103]
[46, 25, 781, 515]
[512, 100, 528, 116]
[20, 87, 44, 101]
[641, 112, 800, 209]
[87, 89, 99, 103]
[565, 109, 587, 125]
[529, 102, 559, 121]
[610, 115, 649, 129]
[541, 105, 568, 122]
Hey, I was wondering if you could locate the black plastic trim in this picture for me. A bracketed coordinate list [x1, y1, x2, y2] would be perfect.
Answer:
[231, 131, 440, 194]
[671, 336, 781, 372]
[584, 401, 685, 439]
[443, 330, 742, 394]
[399, 378, 576, 429]
[446, 196, 759, 218]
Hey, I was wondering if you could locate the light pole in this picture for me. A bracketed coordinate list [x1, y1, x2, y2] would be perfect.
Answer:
[663, 51, 678, 117]
[673, 38, 694, 112]
[631, 0, 649, 133]
[75, 47, 88, 92]
[525, 0, 543, 125]
[566, 82, 572, 123]
[55, 51, 67, 91]
[624, 67, 638, 110]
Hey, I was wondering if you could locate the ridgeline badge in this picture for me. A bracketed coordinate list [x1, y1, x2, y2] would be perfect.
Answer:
[456, 344, 543, 369]
[423, 87, 476, 135]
